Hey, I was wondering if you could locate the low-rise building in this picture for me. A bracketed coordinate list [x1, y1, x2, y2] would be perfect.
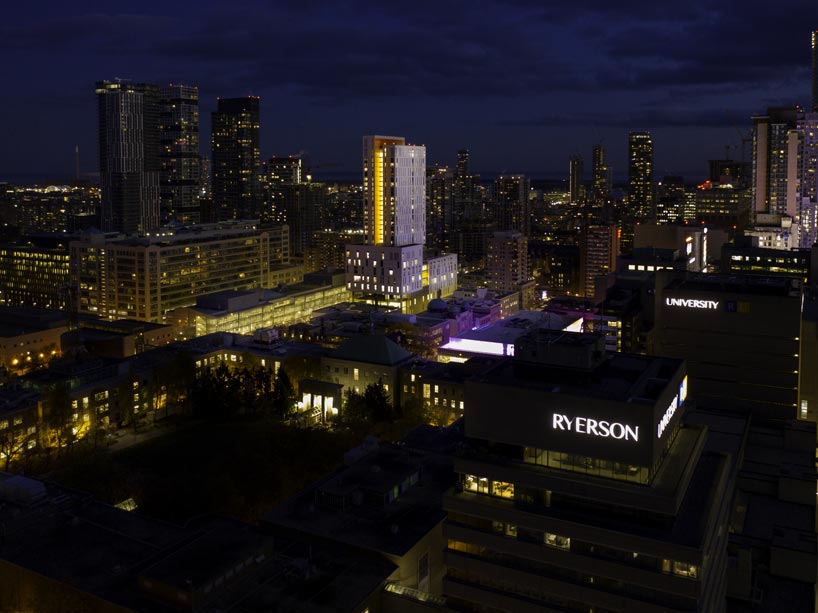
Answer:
[172, 271, 351, 339]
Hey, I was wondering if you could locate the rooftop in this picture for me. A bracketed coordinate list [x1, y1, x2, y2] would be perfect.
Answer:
[264, 441, 455, 558]
[664, 274, 802, 298]
[330, 334, 412, 366]
[0, 473, 396, 613]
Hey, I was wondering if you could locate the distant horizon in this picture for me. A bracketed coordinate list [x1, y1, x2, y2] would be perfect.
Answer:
[0, 168, 716, 189]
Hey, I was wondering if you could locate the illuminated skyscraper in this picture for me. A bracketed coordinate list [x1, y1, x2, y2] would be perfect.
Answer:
[581, 224, 619, 299]
[346, 135, 456, 312]
[591, 143, 611, 204]
[159, 84, 200, 224]
[568, 155, 584, 205]
[96, 80, 161, 234]
[493, 174, 530, 236]
[486, 231, 529, 294]
[752, 107, 799, 216]
[211, 97, 261, 221]
[797, 112, 818, 246]
[262, 156, 304, 223]
[362, 135, 426, 247]
[426, 165, 452, 251]
[628, 131, 654, 220]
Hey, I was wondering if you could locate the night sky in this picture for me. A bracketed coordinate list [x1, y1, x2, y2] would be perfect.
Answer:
[2, 1, 815, 182]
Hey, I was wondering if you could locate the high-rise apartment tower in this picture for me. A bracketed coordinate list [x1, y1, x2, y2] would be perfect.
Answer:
[96, 80, 161, 234]
[211, 97, 261, 221]
[628, 131, 654, 220]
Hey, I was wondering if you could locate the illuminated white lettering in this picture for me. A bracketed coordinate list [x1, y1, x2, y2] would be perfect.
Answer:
[657, 395, 679, 439]
[610, 423, 625, 439]
[665, 297, 719, 310]
[552, 414, 639, 442]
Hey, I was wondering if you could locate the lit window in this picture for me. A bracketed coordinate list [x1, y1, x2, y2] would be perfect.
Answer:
[545, 533, 571, 550]
[354, 368, 359, 381]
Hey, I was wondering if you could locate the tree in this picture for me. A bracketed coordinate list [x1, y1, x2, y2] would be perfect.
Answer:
[165, 350, 196, 417]
[270, 367, 297, 419]
[401, 395, 435, 427]
[44, 381, 74, 454]
[364, 380, 394, 423]
[341, 388, 368, 425]
[0, 425, 35, 471]
[339, 381, 395, 427]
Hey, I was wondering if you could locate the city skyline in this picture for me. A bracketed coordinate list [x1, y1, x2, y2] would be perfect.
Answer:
[1, 1, 815, 181]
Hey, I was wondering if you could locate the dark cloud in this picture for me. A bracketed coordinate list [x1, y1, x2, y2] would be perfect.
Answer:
[500, 107, 756, 129]
[0, 0, 814, 177]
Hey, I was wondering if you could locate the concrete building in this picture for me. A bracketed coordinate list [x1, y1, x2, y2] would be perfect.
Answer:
[569, 155, 584, 205]
[628, 131, 654, 220]
[721, 238, 812, 281]
[492, 174, 531, 236]
[580, 224, 619, 298]
[0, 235, 71, 310]
[444, 329, 731, 612]
[486, 231, 528, 292]
[96, 80, 161, 234]
[264, 438, 456, 606]
[346, 136, 457, 314]
[438, 310, 583, 362]
[172, 272, 352, 339]
[752, 107, 799, 217]
[694, 181, 751, 231]
[0, 473, 398, 612]
[797, 111, 818, 246]
[634, 223, 712, 272]
[654, 272, 802, 419]
[211, 97, 261, 221]
[70, 221, 290, 323]
[0, 308, 67, 372]
[321, 334, 414, 406]
[159, 84, 200, 225]
[744, 213, 802, 251]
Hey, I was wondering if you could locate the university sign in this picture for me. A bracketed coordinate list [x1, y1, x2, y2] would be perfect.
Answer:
[665, 297, 719, 310]
[552, 414, 640, 443]
[657, 376, 687, 439]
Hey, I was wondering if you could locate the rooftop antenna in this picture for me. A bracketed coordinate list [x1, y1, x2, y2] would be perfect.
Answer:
[74, 145, 80, 182]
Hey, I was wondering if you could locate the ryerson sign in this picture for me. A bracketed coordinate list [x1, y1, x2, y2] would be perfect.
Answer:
[552, 414, 639, 442]
[665, 297, 719, 310]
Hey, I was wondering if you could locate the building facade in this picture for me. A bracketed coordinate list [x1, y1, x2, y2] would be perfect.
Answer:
[70, 222, 289, 322]
[444, 330, 731, 612]
[568, 155, 583, 205]
[628, 131, 654, 220]
[486, 231, 529, 294]
[346, 136, 457, 314]
[0, 236, 71, 310]
[96, 80, 161, 234]
[493, 175, 530, 236]
[591, 143, 611, 205]
[580, 225, 619, 299]
[211, 97, 261, 221]
[654, 272, 802, 419]
[159, 84, 200, 224]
